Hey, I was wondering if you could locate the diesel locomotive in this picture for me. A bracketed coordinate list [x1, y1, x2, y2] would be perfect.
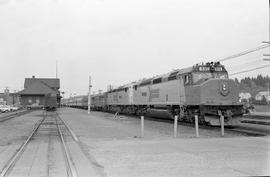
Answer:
[64, 62, 243, 126]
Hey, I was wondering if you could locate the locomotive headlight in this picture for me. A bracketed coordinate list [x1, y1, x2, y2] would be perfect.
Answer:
[222, 84, 226, 91]
[219, 82, 230, 96]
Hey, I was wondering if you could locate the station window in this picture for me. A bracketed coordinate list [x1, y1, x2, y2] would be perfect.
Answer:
[142, 92, 147, 96]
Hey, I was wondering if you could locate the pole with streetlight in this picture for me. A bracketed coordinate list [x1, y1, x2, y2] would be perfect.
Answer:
[88, 76, 92, 114]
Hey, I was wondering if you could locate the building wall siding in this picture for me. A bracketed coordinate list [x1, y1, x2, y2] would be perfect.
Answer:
[20, 95, 45, 107]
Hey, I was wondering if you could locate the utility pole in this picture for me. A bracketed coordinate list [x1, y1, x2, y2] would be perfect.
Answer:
[88, 76, 92, 114]
[4, 87, 9, 105]
[262, 0, 270, 53]
[266, 83, 270, 105]
[262, 1, 270, 106]
[56, 60, 58, 78]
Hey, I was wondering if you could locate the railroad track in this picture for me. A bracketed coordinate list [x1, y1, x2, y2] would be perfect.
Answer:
[243, 113, 270, 120]
[241, 119, 270, 126]
[0, 111, 103, 177]
[0, 110, 32, 122]
[229, 126, 270, 136]
[241, 114, 270, 126]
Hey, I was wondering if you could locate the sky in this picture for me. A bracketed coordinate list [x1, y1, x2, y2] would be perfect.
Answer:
[0, 0, 269, 97]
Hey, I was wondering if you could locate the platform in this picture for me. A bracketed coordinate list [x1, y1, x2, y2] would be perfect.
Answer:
[59, 108, 270, 177]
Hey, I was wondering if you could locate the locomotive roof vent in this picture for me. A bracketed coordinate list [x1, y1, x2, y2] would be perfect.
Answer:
[205, 61, 221, 66]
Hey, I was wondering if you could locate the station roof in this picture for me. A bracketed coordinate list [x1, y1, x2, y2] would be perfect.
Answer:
[24, 77, 60, 89]
[19, 81, 58, 95]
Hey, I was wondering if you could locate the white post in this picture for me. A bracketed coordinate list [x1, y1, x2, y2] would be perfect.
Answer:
[88, 76, 91, 114]
[141, 116, 144, 138]
[220, 115, 224, 137]
[114, 112, 119, 118]
[195, 115, 199, 137]
[174, 115, 178, 138]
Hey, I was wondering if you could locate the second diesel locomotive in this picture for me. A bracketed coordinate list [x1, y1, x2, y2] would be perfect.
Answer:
[64, 62, 243, 126]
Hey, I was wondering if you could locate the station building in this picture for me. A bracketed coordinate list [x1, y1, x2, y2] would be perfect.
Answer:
[0, 88, 20, 106]
[255, 91, 270, 102]
[19, 76, 60, 108]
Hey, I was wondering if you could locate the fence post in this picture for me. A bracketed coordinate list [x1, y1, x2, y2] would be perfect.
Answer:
[113, 112, 119, 119]
[141, 116, 144, 138]
[195, 115, 199, 138]
[174, 115, 178, 138]
[220, 115, 224, 137]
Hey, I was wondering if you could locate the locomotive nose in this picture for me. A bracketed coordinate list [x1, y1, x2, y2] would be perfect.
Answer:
[199, 79, 239, 105]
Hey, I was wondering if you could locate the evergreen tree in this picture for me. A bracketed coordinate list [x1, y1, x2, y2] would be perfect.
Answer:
[237, 74, 270, 97]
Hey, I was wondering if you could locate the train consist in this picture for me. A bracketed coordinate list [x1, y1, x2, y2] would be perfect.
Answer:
[63, 62, 244, 126]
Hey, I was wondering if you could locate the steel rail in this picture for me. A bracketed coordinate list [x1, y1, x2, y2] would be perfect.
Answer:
[56, 112, 106, 177]
[55, 116, 78, 177]
[230, 126, 270, 136]
[243, 114, 270, 120]
[0, 113, 46, 177]
[56, 113, 79, 142]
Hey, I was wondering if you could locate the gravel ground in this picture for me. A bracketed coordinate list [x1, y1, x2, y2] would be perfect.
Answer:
[0, 110, 43, 146]
[59, 108, 270, 177]
[0, 110, 44, 174]
[0, 109, 27, 119]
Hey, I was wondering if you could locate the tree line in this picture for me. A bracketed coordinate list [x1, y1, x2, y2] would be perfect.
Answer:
[234, 75, 270, 104]
[234, 75, 270, 96]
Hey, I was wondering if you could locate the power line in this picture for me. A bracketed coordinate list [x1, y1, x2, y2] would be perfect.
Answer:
[226, 59, 263, 72]
[229, 64, 270, 76]
[218, 44, 270, 62]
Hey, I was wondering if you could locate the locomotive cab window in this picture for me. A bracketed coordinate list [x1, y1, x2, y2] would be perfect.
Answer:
[192, 72, 212, 83]
[192, 71, 228, 83]
[213, 72, 228, 79]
